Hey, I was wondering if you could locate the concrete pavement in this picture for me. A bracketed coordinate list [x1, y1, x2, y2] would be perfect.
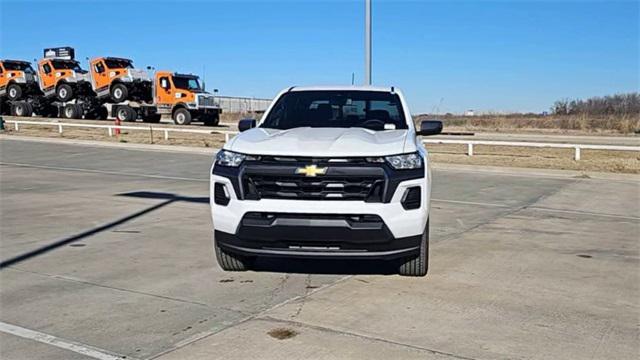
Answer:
[0, 138, 638, 359]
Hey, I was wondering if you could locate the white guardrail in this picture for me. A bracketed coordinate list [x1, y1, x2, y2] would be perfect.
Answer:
[4, 120, 640, 161]
[5, 120, 239, 142]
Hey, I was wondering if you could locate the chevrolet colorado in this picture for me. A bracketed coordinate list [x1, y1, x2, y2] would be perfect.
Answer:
[210, 86, 442, 276]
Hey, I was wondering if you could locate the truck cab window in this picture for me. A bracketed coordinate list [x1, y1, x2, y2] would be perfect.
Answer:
[95, 62, 105, 73]
[42, 63, 52, 74]
[160, 77, 170, 89]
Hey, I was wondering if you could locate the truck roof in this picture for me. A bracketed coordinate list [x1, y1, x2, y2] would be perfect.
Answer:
[103, 57, 133, 62]
[289, 85, 396, 93]
[1, 60, 32, 65]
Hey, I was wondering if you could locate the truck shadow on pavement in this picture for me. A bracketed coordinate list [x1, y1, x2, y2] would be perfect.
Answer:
[0, 191, 399, 275]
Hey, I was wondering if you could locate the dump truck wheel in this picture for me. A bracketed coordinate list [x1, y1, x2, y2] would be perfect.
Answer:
[12, 102, 30, 117]
[173, 108, 191, 125]
[116, 106, 136, 122]
[56, 84, 74, 102]
[63, 104, 82, 119]
[7, 84, 22, 100]
[398, 219, 429, 277]
[110, 84, 128, 103]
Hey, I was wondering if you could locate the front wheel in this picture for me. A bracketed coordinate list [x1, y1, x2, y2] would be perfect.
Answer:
[172, 108, 192, 125]
[56, 84, 74, 102]
[110, 84, 128, 103]
[215, 243, 254, 271]
[7, 84, 22, 100]
[398, 219, 429, 277]
[12, 102, 32, 117]
[116, 106, 136, 122]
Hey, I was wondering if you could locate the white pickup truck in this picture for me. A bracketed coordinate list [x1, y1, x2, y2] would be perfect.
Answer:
[210, 86, 442, 276]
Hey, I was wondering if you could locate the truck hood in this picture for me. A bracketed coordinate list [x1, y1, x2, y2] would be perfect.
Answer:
[227, 127, 414, 157]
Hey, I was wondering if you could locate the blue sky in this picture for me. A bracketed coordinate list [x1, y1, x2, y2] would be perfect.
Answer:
[1, 0, 638, 114]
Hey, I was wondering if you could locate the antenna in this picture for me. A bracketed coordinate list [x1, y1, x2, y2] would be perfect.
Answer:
[351, 72, 355, 85]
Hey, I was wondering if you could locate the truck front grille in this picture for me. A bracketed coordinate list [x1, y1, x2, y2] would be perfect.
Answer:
[198, 95, 217, 107]
[242, 174, 385, 202]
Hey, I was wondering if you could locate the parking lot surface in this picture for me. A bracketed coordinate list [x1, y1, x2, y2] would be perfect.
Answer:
[1, 138, 638, 359]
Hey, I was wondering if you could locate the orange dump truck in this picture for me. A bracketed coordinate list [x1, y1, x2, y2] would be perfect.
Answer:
[37, 47, 92, 102]
[110, 71, 221, 125]
[89, 57, 152, 103]
[0, 60, 39, 101]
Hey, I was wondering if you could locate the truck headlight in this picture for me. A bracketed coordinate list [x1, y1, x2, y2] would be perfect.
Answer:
[385, 152, 423, 170]
[215, 150, 259, 167]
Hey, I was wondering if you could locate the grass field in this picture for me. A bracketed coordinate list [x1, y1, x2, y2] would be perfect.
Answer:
[415, 113, 640, 135]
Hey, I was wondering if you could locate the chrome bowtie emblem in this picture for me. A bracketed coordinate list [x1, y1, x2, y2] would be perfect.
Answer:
[296, 165, 327, 177]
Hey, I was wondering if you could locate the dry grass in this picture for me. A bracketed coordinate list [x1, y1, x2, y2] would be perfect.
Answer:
[415, 114, 640, 135]
[3, 124, 227, 148]
[425, 143, 640, 174]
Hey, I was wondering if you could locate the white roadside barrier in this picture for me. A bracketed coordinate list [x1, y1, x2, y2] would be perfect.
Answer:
[4, 119, 639, 161]
[5, 120, 238, 142]
[422, 139, 640, 161]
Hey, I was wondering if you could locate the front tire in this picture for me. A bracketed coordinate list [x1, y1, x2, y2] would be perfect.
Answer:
[398, 219, 429, 277]
[7, 84, 22, 100]
[110, 84, 128, 103]
[12, 102, 31, 117]
[215, 243, 254, 271]
[116, 106, 136, 122]
[172, 108, 192, 125]
[56, 84, 74, 102]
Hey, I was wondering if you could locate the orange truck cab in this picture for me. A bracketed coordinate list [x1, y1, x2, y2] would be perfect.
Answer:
[89, 57, 152, 103]
[37, 47, 92, 102]
[0, 60, 39, 101]
[154, 71, 220, 125]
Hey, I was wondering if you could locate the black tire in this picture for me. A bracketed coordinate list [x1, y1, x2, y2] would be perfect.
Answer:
[110, 83, 128, 103]
[398, 219, 429, 277]
[115, 106, 136, 122]
[7, 84, 22, 100]
[215, 242, 253, 271]
[56, 83, 73, 102]
[63, 103, 82, 119]
[202, 114, 220, 127]
[12, 102, 31, 117]
[172, 108, 192, 125]
[142, 114, 161, 123]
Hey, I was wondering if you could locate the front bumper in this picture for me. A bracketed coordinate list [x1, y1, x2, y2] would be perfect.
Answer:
[211, 174, 430, 259]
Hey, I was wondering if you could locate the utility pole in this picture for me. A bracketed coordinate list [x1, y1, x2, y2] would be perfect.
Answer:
[364, 0, 372, 85]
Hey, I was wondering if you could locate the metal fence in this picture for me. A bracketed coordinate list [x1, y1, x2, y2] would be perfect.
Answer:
[216, 96, 271, 113]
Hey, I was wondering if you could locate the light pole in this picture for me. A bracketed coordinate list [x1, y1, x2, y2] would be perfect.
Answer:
[365, 0, 372, 85]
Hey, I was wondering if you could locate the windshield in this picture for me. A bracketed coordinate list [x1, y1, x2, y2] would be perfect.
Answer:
[4, 62, 35, 74]
[261, 90, 407, 131]
[104, 59, 134, 69]
[51, 59, 84, 72]
[172, 76, 201, 91]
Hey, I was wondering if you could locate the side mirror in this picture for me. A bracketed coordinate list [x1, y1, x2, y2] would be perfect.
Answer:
[417, 120, 443, 136]
[238, 118, 256, 132]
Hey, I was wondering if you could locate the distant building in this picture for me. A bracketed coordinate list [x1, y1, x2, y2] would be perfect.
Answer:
[464, 109, 475, 116]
